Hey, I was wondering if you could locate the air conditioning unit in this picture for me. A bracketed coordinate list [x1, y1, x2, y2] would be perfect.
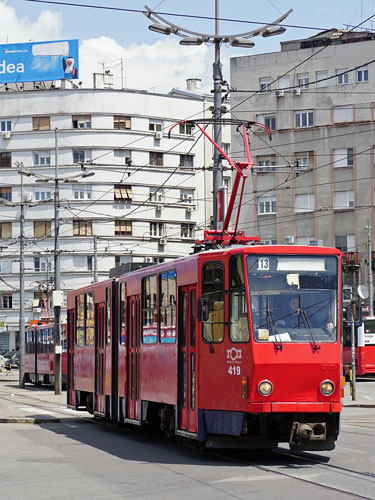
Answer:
[159, 237, 167, 245]
[275, 89, 285, 98]
[309, 239, 323, 246]
[2, 131, 11, 139]
[155, 131, 162, 140]
[33, 307, 41, 313]
[285, 235, 295, 244]
[293, 88, 302, 95]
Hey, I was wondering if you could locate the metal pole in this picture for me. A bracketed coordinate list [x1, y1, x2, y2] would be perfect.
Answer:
[368, 219, 374, 315]
[94, 235, 98, 282]
[212, 0, 223, 230]
[351, 319, 356, 401]
[18, 172, 25, 388]
[54, 128, 62, 395]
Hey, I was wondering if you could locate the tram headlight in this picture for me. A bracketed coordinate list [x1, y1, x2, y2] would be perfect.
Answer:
[320, 380, 335, 396]
[258, 380, 273, 396]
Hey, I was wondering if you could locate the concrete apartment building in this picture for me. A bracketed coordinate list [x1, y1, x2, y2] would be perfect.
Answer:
[0, 77, 231, 349]
[230, 29, 375, 298]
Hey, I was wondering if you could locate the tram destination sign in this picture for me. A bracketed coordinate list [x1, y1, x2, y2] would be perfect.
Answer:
[0, 39, 79, 84]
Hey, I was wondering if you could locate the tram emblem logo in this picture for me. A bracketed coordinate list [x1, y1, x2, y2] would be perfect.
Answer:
[227, 347, 242, 362]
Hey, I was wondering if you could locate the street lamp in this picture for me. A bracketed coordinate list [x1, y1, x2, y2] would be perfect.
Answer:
[143, 2, 292, 229]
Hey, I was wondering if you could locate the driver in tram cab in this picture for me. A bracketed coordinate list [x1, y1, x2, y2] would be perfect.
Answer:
[282, 295, 335, 333]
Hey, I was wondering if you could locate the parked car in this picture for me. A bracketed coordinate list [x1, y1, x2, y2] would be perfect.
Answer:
[4, 352, 19, 370]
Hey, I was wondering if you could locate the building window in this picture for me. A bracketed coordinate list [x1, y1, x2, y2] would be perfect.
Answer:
[294, 153, 310, 170]
[179, 122, 193, 134]
[180, 188, 194, 203]
[0, 120, 11, 132]
[114, 184, 132, 202]
[0, 152, 11, 168]
[150, 222, 164, 237]
[114, 115, 131, 130]
[222, 143, 230, 156]
[34, 221, 51, 237]
[1, 294, 12, 309]
[261, 239, 277, 245]
[73, 185, 92, 200]
[115, 220, 132, 236]
[73, 149, 92, 164]
[334, 191, 354, 209]
[333, 148, 354, 168]
[256, 114, 276, 131]
[34, 257, 51, 272]
[0, 222, 12, 238]
[34, 189, 52, 201]
[32, 116, 50, 130]
[149, 152, 163, 166]
[294, 111, 314, 128]
[149, 120, 162, 132]
[335, 234, 355, 252]
[181, 223, 194, 238]
[259, 77, 272, 92]
[357, 67, 368, 83]
[179, 154, 194, 168]
[149, 187, 163, 203]
[257, 196, 276, 215]
[33, 150, 51, 166]
[278, 75, 290, 89]
[114, 149, 132, 165]
[87, 256, 93, 271]
[73, 220, 92, 236]
[297, 73, 309, 89]
[0, 187, 11, 202]
[295, 193, 315, 213]
[72, 115, 91, 129]
[316, 70, 328, 88]
[333, 106, 353, 123]
[336, 69, 349, 85]
[256, 155, 276, 173]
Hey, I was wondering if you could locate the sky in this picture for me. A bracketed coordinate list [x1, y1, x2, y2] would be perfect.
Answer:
[1, 0, 375, 92]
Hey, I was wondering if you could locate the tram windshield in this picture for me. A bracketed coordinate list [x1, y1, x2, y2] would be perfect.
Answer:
[247, 255, 338, 344]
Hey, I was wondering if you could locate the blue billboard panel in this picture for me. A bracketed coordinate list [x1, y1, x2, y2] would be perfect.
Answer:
[0, 39, 79, 84]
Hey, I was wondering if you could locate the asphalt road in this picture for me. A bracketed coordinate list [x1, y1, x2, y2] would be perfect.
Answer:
[0, 379, 374, 500]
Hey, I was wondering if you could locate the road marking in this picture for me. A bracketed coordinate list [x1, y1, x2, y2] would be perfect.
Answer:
[213, 475, 287, 483]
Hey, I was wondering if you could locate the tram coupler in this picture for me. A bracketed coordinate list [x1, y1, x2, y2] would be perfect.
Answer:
[289, 421, 326, 446]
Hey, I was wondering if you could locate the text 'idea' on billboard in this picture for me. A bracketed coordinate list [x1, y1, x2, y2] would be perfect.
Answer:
[0, 39, 79, 84]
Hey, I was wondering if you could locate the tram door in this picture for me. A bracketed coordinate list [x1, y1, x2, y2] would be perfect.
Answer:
[178, 285, 197, 434]
[67, 310, 75, 407]
[126, 296, 140, 421]
[95, 303, 105, 414]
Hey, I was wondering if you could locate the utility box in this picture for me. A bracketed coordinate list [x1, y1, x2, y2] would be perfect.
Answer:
[52, 290, 64, 308]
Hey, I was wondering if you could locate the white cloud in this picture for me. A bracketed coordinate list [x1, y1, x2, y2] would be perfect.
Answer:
[0, 1, 63, 43]
[79, 36, 212, 93]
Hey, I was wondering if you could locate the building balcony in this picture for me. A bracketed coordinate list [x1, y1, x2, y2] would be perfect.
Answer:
[342, 251, 360, 269]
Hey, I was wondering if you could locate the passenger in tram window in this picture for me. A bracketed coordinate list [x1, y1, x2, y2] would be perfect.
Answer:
[281, 295, 335, 334]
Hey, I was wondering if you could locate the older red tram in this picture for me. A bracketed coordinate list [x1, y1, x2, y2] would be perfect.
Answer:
[67, 245, 342, 451]
[25, 322, 67, 387]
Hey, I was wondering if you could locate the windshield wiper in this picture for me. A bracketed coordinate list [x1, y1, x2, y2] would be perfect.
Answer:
[266, 296, 283, 350]
[298, 295, 320, 350]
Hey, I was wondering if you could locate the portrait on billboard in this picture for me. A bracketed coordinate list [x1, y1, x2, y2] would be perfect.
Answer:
[62, 56, 78, 78]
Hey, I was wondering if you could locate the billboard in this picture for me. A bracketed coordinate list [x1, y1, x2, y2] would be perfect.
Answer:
[0, 39, 79, 84]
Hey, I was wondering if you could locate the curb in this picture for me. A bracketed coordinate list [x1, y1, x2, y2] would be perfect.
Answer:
[0, 416, 60, 424]
[343, 403, 375, 408]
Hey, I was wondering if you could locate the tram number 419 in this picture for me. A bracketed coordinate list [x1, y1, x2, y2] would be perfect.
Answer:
[228, 365, 241, 375]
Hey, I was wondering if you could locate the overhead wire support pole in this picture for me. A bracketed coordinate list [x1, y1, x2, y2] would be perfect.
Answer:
[54, 127, 62, 395]
[19, 168, 25, 388]
[368, 219, 374, 315]
[143, 2, 291, 232]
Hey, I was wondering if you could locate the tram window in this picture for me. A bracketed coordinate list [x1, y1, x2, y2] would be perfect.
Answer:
[159, 269, 177, 343]
[201, 261, 225, 343]
[178, 291, 187, 348]
[106, 287, 111, 345]
[75, 294, 85, 346]
[229, 255, 250, 343]
[86, 292, 95, 346]
[142, 274, 157, 344]
[120, 283, 126, 345]
[61, 324, 67, 352]
[190, 289, 196, 347]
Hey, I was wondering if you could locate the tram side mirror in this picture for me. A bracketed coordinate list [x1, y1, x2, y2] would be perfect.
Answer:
[197, 297, 209, 322]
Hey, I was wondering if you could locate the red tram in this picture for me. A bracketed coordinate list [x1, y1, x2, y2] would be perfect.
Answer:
[343, 316, 375, 376]
[67, 245, 343, 451]
[25, 322, 67, 387]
